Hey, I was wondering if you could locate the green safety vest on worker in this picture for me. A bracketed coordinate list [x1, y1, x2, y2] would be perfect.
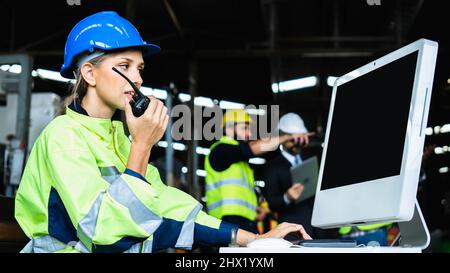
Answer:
[204, 136, 258, 221]
[15, 107, 234, 253]
[339, 223, 392, 235]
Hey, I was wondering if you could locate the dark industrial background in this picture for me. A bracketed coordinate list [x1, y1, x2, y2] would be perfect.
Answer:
[0, 0, 449, 252]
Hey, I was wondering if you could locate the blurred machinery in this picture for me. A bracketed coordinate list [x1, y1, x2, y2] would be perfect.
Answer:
[1, 54, 61, 196]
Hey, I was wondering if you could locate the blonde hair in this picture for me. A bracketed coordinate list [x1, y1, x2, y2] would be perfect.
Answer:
[64, 53, 109, 108]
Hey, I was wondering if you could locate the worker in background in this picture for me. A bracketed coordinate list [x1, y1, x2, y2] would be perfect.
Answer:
[263, 113, 319, 240]
[338, 223, 393, 246]
[204, 109, 314, 234]
[14, 11, 311, 253]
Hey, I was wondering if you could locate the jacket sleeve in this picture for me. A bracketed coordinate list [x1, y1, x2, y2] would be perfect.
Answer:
[142, 166, 236, 251]
[45, 137, 164, 252]
[209, 141, 254, 171]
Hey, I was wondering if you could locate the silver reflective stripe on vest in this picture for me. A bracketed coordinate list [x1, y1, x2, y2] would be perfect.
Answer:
[205, 178, 254, 192]
[175, 203, 202, 249]
[99, 166, 120, 176]
[99, 166, 121, 184]
[22, 235, 68, 253]
[73, 241, 90, 253]
[207, 198, 257, 212]
[76, 174, 162, 252]
[77, 192, 105, 251]
[108, 176, 162, 234]
[142, 240, 153, 253]
[123, 242, 142, 253]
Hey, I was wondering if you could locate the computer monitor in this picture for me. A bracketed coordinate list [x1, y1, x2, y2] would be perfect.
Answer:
[311, 39, 438, 229]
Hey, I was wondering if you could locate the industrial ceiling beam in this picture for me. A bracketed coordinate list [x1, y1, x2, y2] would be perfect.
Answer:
[163, 0, 184, 38]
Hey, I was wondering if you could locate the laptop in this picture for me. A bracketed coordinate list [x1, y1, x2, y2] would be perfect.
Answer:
[289, 156, 319, 203]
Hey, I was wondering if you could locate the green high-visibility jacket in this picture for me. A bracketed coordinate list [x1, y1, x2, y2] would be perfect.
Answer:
[15, 107, 235, 253]
[204, 136, 257, 221]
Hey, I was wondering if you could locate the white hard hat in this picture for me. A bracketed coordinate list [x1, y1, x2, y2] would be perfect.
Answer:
[278, 113, 308, 134]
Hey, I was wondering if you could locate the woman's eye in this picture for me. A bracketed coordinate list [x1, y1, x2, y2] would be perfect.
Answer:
[119, 64, 129, 69]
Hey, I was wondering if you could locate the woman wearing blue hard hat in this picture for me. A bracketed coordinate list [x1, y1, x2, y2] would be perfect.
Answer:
[14, 11, 311, 253]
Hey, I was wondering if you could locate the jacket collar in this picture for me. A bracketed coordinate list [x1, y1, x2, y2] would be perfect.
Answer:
[66, 101, 125, 141]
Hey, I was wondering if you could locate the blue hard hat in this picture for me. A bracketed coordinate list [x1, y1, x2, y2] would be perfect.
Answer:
[60, 11, 161, 79]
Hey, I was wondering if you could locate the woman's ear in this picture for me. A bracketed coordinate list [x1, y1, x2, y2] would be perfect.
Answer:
[80, 63, 96, 86]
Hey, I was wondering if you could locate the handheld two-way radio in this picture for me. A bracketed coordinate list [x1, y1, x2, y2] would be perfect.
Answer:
[112, 67, 150, 117]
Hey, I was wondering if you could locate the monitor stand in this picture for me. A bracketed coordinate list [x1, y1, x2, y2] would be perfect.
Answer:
[397, 199, 430, 249]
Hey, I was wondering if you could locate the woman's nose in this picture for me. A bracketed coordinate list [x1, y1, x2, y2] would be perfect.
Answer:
[130, 69, 143, 88]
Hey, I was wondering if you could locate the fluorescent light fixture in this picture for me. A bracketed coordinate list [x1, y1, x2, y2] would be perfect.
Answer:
[10, 64, 21, 74]
[152, 88, 168, 100]
[440, 124, 450, 134]
[35, 69, 75, 83]
[0, 65, 11, 71]
[196, 169, 207, 177]
[248, 157, 266, 165]
[434, 126, 441, 135]
[178, 93, 192, 102]
[9, 64, 22, 74]
[219, 100, 245, 109]
[271, 83, 279, 93]
[435, 147, 444, 154]
[196, 147, 210, 155]
[327, 76, 338, 87]
[172, 142, 186, 151]
[140, 87, 168, 100]
[271, 76, 318, 93]
[157, 141, 168, 148]
[439, 167, 449, 174]
[1, 64, 22, 74]
[137, 86, 152, 96]
[425, 124, 450, 135]
[180, 167, 207, 177]
[158, 142, 213, 155]
[194, 96, 214, 107]
[157, 141, 186, 151]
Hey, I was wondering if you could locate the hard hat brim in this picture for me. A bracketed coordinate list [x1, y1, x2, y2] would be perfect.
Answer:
[60, 43, 161, 79]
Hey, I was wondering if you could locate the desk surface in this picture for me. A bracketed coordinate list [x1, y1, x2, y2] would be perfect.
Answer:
[220, 246, 422, 253]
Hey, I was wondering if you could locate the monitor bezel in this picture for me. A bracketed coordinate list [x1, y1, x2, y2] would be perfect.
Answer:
[312, 39, 438, 228]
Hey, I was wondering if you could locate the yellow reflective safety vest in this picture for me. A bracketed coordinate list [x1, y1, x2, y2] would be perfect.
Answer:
[15, 107, 235, 253]
[204, 136, 257, 221]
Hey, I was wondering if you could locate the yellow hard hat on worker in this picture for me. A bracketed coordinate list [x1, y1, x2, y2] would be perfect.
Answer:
[222, 109, 254, 127]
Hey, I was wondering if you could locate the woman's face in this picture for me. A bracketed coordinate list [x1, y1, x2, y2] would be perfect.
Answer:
[93, 49, 145, 111]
